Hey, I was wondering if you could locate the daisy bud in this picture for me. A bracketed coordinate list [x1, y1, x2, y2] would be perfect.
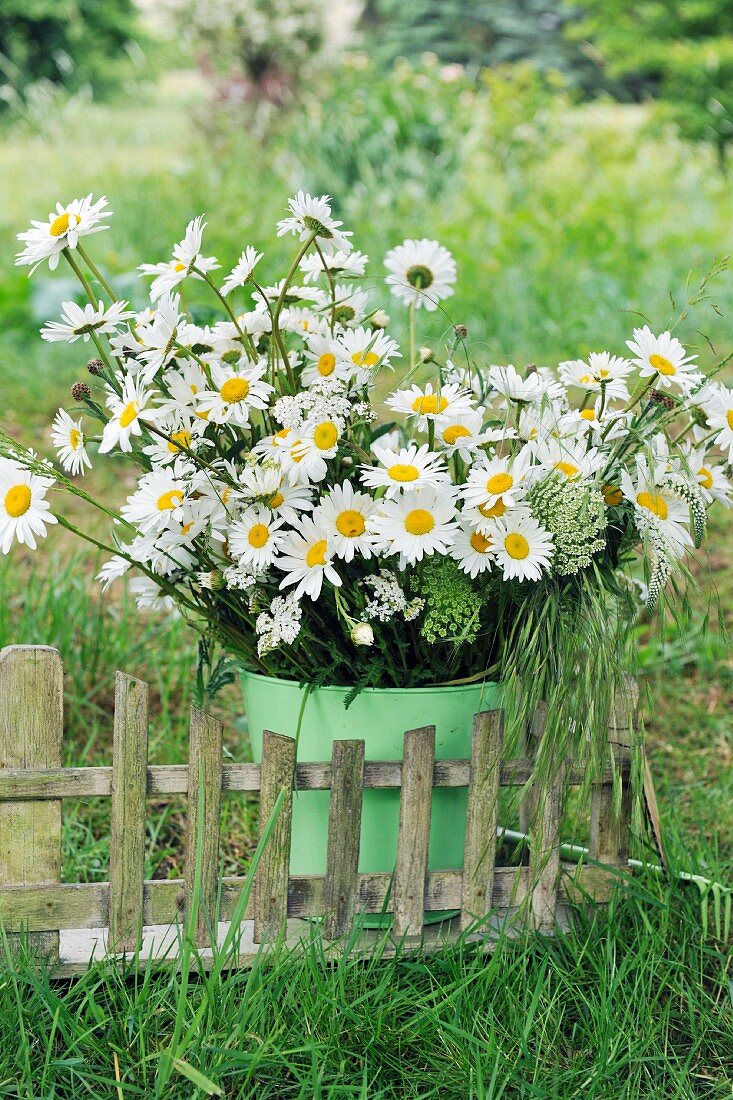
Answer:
[351, 622, 374, 647]
[648, 390, 676, 411]
[87, 358, 104, 375]
[71, 381, 91, 401]
[197, 569, 224, 591]
[454, 324, 468, 339]
[371, 309, 390, 329]
[419, 346, 434, 363]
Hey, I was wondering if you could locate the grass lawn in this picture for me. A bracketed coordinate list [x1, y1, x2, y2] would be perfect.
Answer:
[0, 68, 731, 1097]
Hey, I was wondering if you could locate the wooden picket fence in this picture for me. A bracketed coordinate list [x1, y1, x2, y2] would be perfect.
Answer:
[0, 645, 634, 975]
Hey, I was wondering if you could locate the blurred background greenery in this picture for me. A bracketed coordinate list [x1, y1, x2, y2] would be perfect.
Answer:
[0, 0, 730, 879]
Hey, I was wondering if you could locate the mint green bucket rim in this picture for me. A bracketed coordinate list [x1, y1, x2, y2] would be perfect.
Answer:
[240, 669, 501, 697]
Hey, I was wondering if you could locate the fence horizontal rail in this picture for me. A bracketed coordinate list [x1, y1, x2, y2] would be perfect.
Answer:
[0, 760, 629, 801]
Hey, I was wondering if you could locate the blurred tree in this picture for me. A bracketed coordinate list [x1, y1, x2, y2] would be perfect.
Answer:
[360, 0, 600, 90]
[0, 0, 141, 99]
[571, 0, 733, 166]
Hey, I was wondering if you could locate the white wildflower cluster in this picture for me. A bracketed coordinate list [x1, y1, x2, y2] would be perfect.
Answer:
[6, 190, 733, 677]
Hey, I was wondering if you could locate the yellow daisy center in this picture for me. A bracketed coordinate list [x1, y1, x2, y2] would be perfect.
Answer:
[49, 212, 79, 237]
[726, 409, 733, 429]
[555, 461, 580, 478]
[69, 428, 82, 449]
[388, 463, 420, 482]
[220, 378, 250, 403]
[336, 509, 366, 538]
[636, 491, 668, 520]
[314, 421, 339, 450]
[275, 428, 290, 440]
[119, 401, 138, 428]
[579, 374, 591, 385]
[317, 353, 336, 376]
[412, 394, 449, 415]
[306, 539, 328, 567]
[174, 262, 187, 272]
[602, 484, 623, 507]
[167, 430, 192, 454]
[269, 491, 284, 509]
[579, 409, 596, 421]
[649, 353, 676, 376]
[404, 508, 434, 536]
[443, 424, 471, 445]
[504, 532, 529, 559]
[479, 499, 506, 518]
[486, 472, 513, 495]
[248, 523, 270, 548]
[157, 490, 184, 512]
[352, 350, 379, 368]
[698, 467, 714, 490]
[290, 440, 304, 463]
[5, 484, 31, 518]
[470, 531, 492, 554]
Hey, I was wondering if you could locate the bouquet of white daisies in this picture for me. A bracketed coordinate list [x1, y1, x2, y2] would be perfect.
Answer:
[4, 191, 732, 710]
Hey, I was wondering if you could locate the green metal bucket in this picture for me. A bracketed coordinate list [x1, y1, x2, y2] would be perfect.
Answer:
[241, 672, 502, 881]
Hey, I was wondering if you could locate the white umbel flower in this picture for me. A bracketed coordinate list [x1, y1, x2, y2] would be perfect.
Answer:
[51, 409, 91, 475]
[0, 459, 57, 552]
[626, 327, 699, 393]
[139, 216, 219, 301]
[99, 376, 156, 454]
[196, 361, 273, 427]
[313, 480, 378, 561]
[361, 443, 450, 499]
[276, 516, 342, 601]
[41, 300, 134, 343]
[229, 505, 285, 570]
[384, 239, 456, 311]
[221, 246, 263, 296]
[276, 192, 352, 254]
[490, 510, 554, 582]
[368, 486, 458, 566]
[16, 194, 111, 274]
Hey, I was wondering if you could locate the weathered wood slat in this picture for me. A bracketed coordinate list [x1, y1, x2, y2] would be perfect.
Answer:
[519, 702, 547, 835]
[588, 682, 636, 900]
[0, 759, 629, 800]
[0, 646, 63, 963]
[526, 705, 566, 932]
[0, 866, 551, 931]
[393, 727, 435, 938]
[184, 709, 223, 944]
[461, 711, 504, 930]
[253, 732, 296, 943]
[108, 673, 148, 952]
[324, 740, 365, 938]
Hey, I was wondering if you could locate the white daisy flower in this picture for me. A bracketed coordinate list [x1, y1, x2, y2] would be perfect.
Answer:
[532, 438, 605, 482]
[41, 300, 134, 343]
[451, 520, 495, 577]
[335, 327, 401, 379]
[280, 306, 330, 340]
[229, 505, 285, 570]
[299, 249, 368, 284]
[326, 283, 371, 328]
[361, 443, 450, 499]
[196, 361, 273, 427]
[620, 461, 692, 557]
[221, 246, 263, 296]
[139, 216, 219, 302]
[154, 361, 209, 420]
[626, 327, 699, 393]
[434, 410, 498, 460]
[490, 510, 554, 582]
[700, 384, 733, 461]
[557, 402, 631, 441]
[143, 419, 206, 467]
[129, 576, 177, 613]
[559, 352, 634, 402]
[99, 376, 156, 454]
[135, 293, 200, 383]
[313, 480, 378, 561]
[276, 192, 352, 255]
[121, 469, 188, 533]
[462, 450, 533, 513]
[487, 364, 549, 403]
[0, 457, 57, 552]
[276, 515, 342, 601]
[97, 554, 131, 592]
[16, 194, 111, 274]
[386, 382, 474, 430]
[51, 409, 91, 475]
[280, 419, 342, 486]
[384, 239, 456, 311]
[369, 486, 458, 566]
[300, 333, 352, 387]
[682, 446, 731, 507]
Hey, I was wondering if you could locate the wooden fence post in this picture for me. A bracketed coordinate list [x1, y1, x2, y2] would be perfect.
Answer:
[253, 732, 296, 944]
[393, 726, 435, 939]
[108, 672, 148, 953]
[324, 739, 365, 939]
[589, 681, 636, 873]
[184, 708, 224, 945]
[526, 706, 565, 933]
[0, 646, 63, 963]
[461, 710, 504, 931]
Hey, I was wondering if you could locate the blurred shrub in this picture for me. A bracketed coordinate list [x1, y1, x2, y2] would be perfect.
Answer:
[0, 0, 142, 106]
[571, 0, 733, 166]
